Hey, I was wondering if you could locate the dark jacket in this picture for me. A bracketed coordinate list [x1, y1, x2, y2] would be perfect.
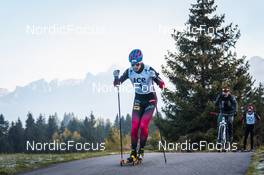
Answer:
[215, 93, 237, 114]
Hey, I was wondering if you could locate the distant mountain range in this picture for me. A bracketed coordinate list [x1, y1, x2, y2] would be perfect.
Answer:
[0, 66, 137, 122]
[0, 56, 263, 122]
[0, 88, 9, 97]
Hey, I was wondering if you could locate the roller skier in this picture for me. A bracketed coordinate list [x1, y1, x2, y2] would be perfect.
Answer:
[113, 49, 165, 164]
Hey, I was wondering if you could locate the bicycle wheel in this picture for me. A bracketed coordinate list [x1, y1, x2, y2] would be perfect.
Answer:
[218, 125, 224, 143]
[222, 126, 226, 145]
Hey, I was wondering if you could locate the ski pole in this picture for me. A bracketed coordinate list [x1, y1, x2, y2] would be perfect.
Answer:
[155, 105, 167, 164]
[117, 86, 123, 160]
[113, 70, 123, 161]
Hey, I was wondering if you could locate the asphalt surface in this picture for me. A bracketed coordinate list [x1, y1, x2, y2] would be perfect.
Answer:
[20, 152, 252, 175]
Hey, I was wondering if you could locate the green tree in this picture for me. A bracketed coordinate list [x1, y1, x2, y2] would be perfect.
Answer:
[161, 0, 253, 142]
[95, 118, 105, 142]
[35, 114, 47, 142]
[61, 112, 74, 127]
[24, 112, 37, 142]
[7, 122, 16, 152]
[47, 114, 59, 140]
[114, 114, 119, 129]
[67, 117, 81, 132]
[123, 114, 132, 135]
[80, 112, 96, 142]
[8, 118, 24, 152]
[0, 114, 10, 152]
[104, 119, 112, 138]
[0, 114, 9, 137]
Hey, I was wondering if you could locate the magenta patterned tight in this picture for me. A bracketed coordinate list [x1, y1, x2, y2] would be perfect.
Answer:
[131, 99, 156, 150]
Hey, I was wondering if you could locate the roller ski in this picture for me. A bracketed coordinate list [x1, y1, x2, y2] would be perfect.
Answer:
[120, 149, 143, 166]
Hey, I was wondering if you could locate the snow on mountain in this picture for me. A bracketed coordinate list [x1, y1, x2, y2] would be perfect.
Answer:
[0, 88, 9, 97]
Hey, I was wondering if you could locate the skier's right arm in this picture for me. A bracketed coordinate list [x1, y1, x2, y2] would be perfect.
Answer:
[214, 93, 222, 107]
[113, 69, 129, 86]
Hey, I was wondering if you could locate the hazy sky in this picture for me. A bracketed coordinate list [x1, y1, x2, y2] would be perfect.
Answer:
[0, 0, 263, 91]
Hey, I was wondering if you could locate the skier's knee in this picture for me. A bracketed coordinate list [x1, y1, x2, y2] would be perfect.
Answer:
[140, 124, 148, 136]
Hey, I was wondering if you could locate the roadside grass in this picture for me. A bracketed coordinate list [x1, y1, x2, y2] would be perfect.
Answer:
[246, 146, 264, 175]
[0, 151, 118, 175]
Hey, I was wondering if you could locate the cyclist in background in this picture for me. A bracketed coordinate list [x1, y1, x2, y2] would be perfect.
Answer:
[215, 87, 237, 143]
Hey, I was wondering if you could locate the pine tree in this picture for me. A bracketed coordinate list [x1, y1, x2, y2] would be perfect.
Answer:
[15, 119, 25, 152]
[61, 112, 74, 127]
[8, 118, 24, 152]
[36, 114, 47, 142]
[47, 114, 59, 140]
[88, 112, 96, 142]
[80, 112, 96, 142]
[161, 0, 253, 142]
[67, 117, 81, 132]
[104, 119, 112, 138]
[120, 115, 125, 135]
[81, 116, 90, 141]
[0, 114, 9, 152]
[114, 114, 119, 129]
[0, 114, 9, 136]
[24, 112, 37, 142]
[7, 122, 16, 152]
[124, 114, 132, 135]
[95, 118, 105, 142]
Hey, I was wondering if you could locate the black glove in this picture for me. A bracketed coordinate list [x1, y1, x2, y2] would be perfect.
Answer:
[113, 70, 120, 79]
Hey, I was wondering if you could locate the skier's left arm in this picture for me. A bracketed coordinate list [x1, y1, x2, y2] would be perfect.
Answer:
[240, 111, 246, 124]
[149, 67, 165, 89]
[113, 69, 129, 86]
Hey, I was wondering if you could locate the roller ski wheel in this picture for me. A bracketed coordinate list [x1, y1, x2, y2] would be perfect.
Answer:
[120, 159, 142, 166]
[120, 159, 125, 166]
[134, 157, 143, 165]
[120, 155, 142, 166]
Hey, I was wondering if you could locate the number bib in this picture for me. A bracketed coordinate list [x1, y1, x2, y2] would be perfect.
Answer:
[128, 65, 156, 94]
[246, 113, 255, 125]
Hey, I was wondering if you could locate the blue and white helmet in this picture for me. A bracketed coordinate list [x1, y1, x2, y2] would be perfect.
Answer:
[128, 49, 143, 66]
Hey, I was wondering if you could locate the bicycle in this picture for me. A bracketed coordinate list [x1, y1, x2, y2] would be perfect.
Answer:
[209, 112, 233, 147]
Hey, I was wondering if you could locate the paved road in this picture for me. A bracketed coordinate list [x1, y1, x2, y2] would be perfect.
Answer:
[20, 152, 252, 175]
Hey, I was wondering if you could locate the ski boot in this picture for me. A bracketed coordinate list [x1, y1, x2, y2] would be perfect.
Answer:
[120, 149, 138, 166]
[137, 148, 144, 163]
[127, 149, 138, 163]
